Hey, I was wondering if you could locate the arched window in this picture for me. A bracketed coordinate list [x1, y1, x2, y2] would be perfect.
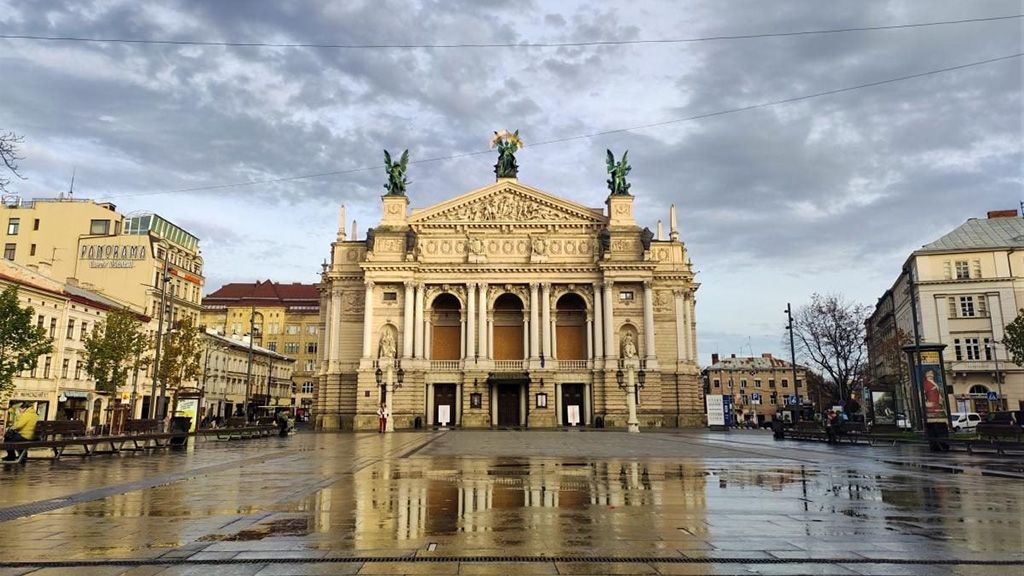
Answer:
[968, 384, 989, 394]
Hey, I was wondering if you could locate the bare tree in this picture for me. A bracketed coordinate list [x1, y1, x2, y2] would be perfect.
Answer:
[789, 293, 870, 403]
[0, 131, 26, 194]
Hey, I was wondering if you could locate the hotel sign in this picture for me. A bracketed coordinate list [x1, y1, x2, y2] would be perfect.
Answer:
[79, 243, 147, 268]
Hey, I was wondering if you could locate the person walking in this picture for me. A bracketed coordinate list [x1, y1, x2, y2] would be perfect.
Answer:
[825, 410, 838, 444]
[3, 402, 38, 462]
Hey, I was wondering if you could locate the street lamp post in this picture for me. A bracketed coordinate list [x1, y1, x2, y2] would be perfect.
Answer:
[616, 359, 644, 433]
[986, 340, 1004, 410]
[244, 306, 263, 422]
[148, 262, 171, 419]
[374, 359, 405, 432]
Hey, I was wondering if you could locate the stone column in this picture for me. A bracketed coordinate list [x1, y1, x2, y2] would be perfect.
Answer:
[329, 288, 342, 370]
[643, 281, 656, 360]
[541, 283, 552, 359]
[529, 283, 540, 360]
[414, 284, 425, 358]
[593, 284, 604, 359]
[688, 297, 697, 361]
[586, 314, 593, 361]
[403, 282, 414, 359]
[603, 282, 616, 360]
[674, 290, 687, 363]
[361, 281, 374, 359]
[478, 283, 488, 360]
[466, 282, 477, 360]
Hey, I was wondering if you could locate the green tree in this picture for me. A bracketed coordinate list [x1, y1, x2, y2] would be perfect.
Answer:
[0, 285, 52, 396]
[83, 308, 150, 394]
[158, 317, 203, 389]
[1002, 309, 1024, 367]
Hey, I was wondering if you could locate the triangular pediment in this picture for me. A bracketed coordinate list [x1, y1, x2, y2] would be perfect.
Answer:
[409, 180, 606, 226]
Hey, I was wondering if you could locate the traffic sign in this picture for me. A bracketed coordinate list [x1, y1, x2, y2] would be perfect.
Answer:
[750, 392, 761, 404]
[987, 391, 999, 401]
[787, 395, 798, 406]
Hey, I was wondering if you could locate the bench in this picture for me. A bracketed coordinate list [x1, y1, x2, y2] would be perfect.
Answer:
[786, 421, 828, 442]
[212, 417, 276, 440]
[975, 412, 1022, 451]
[1, 420, 111, 461]
[119, 419, 177, 450]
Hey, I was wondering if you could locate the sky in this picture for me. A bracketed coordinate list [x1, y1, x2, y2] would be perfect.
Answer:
[1, 1, 1021, 365]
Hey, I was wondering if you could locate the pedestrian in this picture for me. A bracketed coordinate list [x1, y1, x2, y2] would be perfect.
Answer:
[377, 402, 388, 433]
[3, 402, 38, 462]
[825, 410, 838, 444]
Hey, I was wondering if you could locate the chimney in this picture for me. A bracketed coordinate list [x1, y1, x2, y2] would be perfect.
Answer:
[987, 209, 1019, 219]
[711, 353, 720, 365]
[762, 353, 773, 359]
[730, 353, 736, 358]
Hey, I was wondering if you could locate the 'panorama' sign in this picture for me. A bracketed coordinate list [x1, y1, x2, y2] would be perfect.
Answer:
[79, 244, 147, 269]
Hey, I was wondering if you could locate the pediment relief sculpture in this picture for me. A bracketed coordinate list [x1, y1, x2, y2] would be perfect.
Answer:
[416, 189, 602, 225]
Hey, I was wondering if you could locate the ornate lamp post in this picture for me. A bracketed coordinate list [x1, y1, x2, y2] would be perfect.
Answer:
[616, 359, 644, 433]
[375, 360, 405, 432]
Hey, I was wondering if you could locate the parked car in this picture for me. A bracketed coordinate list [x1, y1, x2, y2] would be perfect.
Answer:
[950, 412, 982, 431]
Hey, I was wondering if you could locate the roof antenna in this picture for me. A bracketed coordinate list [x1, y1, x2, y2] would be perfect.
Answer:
[63, 168, 76, 200]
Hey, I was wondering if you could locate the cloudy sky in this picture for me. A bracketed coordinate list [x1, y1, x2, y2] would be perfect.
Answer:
[1, 1, 1021, 364]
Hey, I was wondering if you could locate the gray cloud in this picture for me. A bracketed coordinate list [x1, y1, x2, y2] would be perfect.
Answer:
[1, 0, 1020, 363]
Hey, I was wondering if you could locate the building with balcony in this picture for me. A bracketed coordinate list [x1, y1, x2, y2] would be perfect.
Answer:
[316, 171, 701, 431]
[201, 281, 319, 419]
[866, 209, 1024, 419]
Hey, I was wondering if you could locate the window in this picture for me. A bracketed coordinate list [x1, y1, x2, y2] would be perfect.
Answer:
[984, 338, 993, 361]
[37, 314, 44, 329]
[49, 318, 56, 337]
[712, 379, 720, 389]
[306, 325, 318, 335]
[80, 322, 88, 340]
[43, 356, 51, 378]
[383, 291, 397, 301]
[768, 379, 776, 388]
[306, 342, 317, 354]
[972, 260, 982, 279]
[302, 382, 315, 394]
[619, 291, 634, 301]
[954, 338, 962, 361]
[74, 360, 82, 380]
[754, 379, 762, 388]
[304, 360, 316, 372]
[67, 319, 75, 339]
[3, 243, 14, 260]
[741, 394, 749, 404]
[965, 338, 980, 361]
[90, 219, 110, 235]
[286, 324, 300, 335]
[954, 260, 969, 279]
[268, 323, 279, 335]
[7, 218, 19, 235]
[29, 244, 35, 256]
[977, 295, 988, 317]
[795, 379, 802, 389]
[33, 218, 39, 231]
[284, 342, 300, 354]
[781, 379, 789, 388]
[267, 341, 277, 352]
[740, 379, 747, 389]
[959, 296, 975, 318]
[947, 297, 957, 318]
[61, 358, 69, 378]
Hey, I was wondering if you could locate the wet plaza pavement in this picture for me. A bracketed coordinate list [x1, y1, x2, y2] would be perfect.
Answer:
[0, 430, 1021, 575]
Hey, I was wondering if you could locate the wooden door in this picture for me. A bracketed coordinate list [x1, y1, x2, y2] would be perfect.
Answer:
[434, 384, 456, 426]
[561, 384, 584, 425]
[497, 385, 520, 427]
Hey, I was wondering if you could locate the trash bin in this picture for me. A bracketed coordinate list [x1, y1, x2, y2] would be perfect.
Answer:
[169, 416, 192, 447]
[414, 416, 423, 429]
[594, 416, 604, 429]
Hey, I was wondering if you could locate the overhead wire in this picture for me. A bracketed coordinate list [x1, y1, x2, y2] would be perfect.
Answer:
[1, 14, 1021, 50]
[102, 51, 1024, 200]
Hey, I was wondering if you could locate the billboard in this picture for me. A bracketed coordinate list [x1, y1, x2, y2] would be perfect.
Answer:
[706, 395, 725, 427]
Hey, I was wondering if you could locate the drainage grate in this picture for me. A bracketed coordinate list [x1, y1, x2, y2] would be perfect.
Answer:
[0, 556, 1020, 568]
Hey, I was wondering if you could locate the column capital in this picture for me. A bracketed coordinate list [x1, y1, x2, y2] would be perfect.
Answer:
[541, 282, 551, 290]
[643, 280, 652, 289]
[417, 282, 426, 291]
[672, 288, 686, 298]
[530, 282, 540, 291]
[603, 280, 615, 290]
[404, 281, 414, 289]
[364, 280, 375, 289]
[467, 281, 478, 289]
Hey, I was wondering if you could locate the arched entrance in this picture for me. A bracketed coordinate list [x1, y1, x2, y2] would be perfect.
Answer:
[492, 293, 526, 427]
[429, 293, 461, 427]
[555, 293, 590, 426]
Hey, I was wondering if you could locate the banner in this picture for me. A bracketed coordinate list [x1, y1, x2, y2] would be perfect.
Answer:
[175, 398, 199, 433]
[871, 391, 895, 425]
[706, 395, 725, 426]
[918, 351, 949, 424]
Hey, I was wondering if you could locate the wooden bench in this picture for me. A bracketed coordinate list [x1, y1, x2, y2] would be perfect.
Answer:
[119, 419, 177, 451]
[1, 420, 112, 461]
[786, 421, 828, 442]
[212, 417, 276, 440]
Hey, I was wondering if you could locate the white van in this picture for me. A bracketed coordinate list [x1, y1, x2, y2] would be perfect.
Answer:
[951, 412, 982, 431]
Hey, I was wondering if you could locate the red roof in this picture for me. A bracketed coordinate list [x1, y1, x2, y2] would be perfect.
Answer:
[204, 280, 319, 307]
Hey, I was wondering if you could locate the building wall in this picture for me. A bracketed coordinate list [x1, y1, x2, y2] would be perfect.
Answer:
[317, 179, 701, 431]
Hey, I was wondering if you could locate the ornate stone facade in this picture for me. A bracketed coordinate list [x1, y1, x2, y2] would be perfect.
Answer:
[315, 177, 701, 431]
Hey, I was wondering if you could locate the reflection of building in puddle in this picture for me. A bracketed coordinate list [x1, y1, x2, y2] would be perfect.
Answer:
[327, 458, 706, 548]
[707, 464, 819, 491]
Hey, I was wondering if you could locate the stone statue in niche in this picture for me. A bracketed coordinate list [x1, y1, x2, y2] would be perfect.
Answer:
[621, 331, 638, 359]
[378, 327, 397, 359]
[598, 228, 611, 258]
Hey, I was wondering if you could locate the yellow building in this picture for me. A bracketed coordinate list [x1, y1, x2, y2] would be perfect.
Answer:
[703, 353, 809, 425]
[1, 198, 205, 417]
[867, 209, 1024, 420]
[316, 155, 701, 431]
[201, 281, 319, 419]
[0, 259, 129, 431]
